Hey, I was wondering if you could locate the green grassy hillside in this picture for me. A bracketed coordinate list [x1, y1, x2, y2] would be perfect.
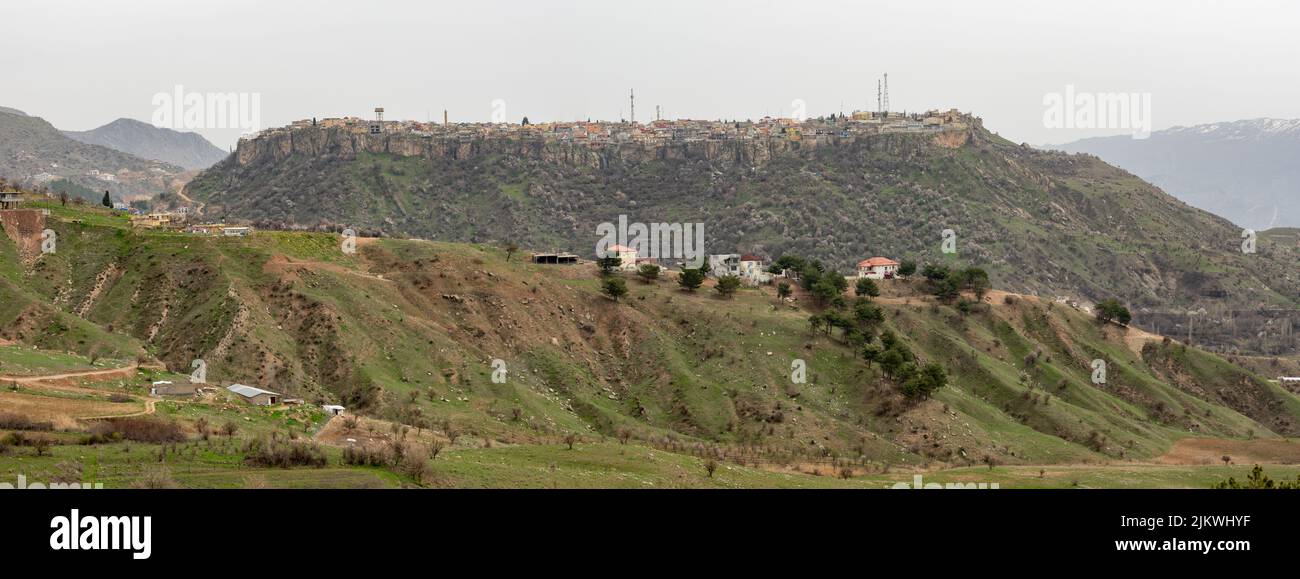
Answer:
[3, 201, 1299, 489]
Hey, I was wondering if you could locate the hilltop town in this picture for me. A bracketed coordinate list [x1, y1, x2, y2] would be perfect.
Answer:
[252, 107, 979, 148]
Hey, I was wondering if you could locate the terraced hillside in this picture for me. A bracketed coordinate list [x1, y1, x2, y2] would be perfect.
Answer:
[3, 201, 1299, 487]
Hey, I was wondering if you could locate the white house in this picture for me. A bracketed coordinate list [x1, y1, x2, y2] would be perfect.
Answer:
[707, 254, 741, 277]
[222, 226, 252, 237]
[323, 404, 346, 416]
[856, 257, 901, 280]
[1281, 377, 1300, 384]
[738, 254, 771, 285]
[708, 254, 770, 285]
[604, 244, 638, 271]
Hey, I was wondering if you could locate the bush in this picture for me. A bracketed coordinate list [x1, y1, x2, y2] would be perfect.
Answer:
[242, 437, 328, 468]
[0, 413, 54, 432]
[131, 466, 179, 489]
[88, 418, 186, 444]
[342, 445, 390, 467]
[400, 454, 433, 485]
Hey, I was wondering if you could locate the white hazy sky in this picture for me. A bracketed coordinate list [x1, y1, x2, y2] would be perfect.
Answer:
[3, 0, 1297, 149]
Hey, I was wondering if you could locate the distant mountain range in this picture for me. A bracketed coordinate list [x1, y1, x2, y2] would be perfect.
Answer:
[64, 118, 227, 170]
[1053, 118, 1300, 229]
[0, 107, 196, 202]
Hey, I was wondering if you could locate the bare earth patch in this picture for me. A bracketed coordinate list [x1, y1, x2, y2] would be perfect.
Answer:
[1156, 437, 1300, 465]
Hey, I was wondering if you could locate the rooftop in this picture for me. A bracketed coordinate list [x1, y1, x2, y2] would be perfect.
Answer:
[227, 384, 280, 398]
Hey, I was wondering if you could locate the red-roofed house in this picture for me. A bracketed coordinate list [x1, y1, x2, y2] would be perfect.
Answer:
[856, 257, 900, 280]
[605, 244, 638, 271]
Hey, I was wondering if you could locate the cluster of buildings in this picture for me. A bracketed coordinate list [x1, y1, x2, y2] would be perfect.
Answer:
[124, 209, 252, 237]
[152, 380, 346, 415]
[576, 243, 901, 287]
[257, 108, 976, 148]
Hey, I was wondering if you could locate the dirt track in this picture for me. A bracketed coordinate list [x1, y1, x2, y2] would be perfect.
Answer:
[0, 363, 160, 421]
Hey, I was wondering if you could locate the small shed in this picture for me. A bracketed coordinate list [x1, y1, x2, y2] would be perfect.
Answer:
[151, 379, 198, 397]
[227, 384, 281, 406]
[323, 404, 346, 416]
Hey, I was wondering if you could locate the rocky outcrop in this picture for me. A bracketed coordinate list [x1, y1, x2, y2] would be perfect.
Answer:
[229, 126, 915, 171]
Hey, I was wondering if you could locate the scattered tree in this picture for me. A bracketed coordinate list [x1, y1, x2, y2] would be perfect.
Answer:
[1095, 299, 1132, 326]
[636, 263, 661, 283]
[776, 281, 792, 300]
[855, 277, 880, 298]
[714, 275, 741, 298]
[601, 276, 628, 301]
[596, 256, 623, 275]
[678, 268, 705, 292]
[897, 260, 917, 277]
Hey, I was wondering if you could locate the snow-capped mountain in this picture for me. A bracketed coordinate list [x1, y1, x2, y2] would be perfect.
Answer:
[1053, 118, 1300, 229]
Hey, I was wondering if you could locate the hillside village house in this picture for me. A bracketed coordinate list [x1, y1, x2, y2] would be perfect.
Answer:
[150, 380, 199, 397]
[227, 384, 281, 406]
[0, 191, 22, 210]
[857, 257, 901, 280]
[605, 244, 638, 271]
[707, 254, 742, 277]
[222, 226, 252, 237]
[707, 254, 771, 285]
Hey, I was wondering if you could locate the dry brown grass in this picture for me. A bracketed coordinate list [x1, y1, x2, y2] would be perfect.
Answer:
[0, 391, 141, 430]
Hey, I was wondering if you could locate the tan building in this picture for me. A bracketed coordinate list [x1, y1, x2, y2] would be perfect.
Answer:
[227, 384, 281, 406]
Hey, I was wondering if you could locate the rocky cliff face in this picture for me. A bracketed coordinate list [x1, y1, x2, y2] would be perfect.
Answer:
[230, 125, 933, 171]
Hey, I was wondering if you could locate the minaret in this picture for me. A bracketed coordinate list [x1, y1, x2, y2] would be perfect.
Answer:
[629, 89, 636, 124]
